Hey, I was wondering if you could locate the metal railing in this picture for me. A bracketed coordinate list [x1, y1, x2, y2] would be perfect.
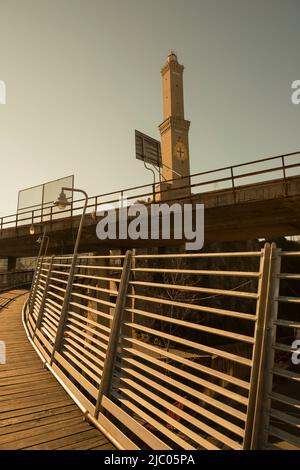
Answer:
[23, 246, 275, 450]
[0, 270, 34, 292]
[2, 151, 300, 232]
[258, 245, 300, 450]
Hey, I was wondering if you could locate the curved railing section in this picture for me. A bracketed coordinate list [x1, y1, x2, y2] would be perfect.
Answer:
[24, 246, 274, 450]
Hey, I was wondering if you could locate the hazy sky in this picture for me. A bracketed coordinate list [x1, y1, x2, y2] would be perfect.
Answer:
[0, 0, 300, 215]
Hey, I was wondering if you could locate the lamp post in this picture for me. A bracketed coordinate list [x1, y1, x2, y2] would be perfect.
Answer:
[29, 224, 49, 311]
[32, 226, 50, 260]
[50, 187, 88, 363]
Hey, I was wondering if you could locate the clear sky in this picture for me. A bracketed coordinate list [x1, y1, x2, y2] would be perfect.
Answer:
[0, 0, 300, 216]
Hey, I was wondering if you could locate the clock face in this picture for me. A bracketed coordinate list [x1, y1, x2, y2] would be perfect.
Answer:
[174, 139, 187, 162]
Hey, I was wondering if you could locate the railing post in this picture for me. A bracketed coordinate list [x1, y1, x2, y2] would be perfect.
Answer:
[50, 256, 78, 364]
[152, 183, 156, 202]
[29, 258, 43, 313]
[253, 243, 281, 449]
[282, 155, 288, 196]
[243, 242, 271, 449]
[95, 250, 133, 418]
[34, 255, 55, 335]
[230, 167, 236, 203]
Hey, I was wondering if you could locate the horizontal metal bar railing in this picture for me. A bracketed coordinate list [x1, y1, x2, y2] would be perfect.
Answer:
[0, 270, 34, 292]
[261, 249, 300, 450]
[1, 151, 300, 232]
[23, 246, 278, 450]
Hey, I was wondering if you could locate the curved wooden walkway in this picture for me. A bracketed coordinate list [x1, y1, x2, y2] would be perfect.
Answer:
[0, 290, 115, 450]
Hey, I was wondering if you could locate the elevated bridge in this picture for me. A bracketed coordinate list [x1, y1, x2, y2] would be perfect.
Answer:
[0, 151, 300, 259]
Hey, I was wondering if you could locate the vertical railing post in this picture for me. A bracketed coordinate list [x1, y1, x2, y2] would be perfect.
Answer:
[50, 256, 77, 364]
[243, 242, 271, 449]
[29, 257, 43, 313]
[230, 167, 236, 203]
[253, 243, 281, 449]
[282, 155, 288, 196]
[152, 183, 156, 202]
[34, 255, 55, 335]
[95, 250, 133, 418]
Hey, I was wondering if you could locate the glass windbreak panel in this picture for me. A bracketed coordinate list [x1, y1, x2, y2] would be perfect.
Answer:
[17, 176, 74, 224]
[18, 185, 43, 211]
[42, 175, 74, 221]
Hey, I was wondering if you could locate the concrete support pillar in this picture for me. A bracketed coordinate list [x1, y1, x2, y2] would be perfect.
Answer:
[7, 256, 17, 272]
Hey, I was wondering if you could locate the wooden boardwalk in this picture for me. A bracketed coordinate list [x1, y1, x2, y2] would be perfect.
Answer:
[0, 290, 115, 450]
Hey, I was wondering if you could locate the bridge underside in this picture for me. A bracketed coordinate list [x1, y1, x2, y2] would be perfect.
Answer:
[0, 176, 300, 257]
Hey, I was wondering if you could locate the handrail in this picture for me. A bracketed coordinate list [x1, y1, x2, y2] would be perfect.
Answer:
[1, 150, 300, 232]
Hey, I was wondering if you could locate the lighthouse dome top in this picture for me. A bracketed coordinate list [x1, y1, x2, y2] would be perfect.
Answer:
[167, 51, 178, 63]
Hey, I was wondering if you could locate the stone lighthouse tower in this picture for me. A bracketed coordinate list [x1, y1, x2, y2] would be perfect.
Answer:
[158, 52, 191, 199]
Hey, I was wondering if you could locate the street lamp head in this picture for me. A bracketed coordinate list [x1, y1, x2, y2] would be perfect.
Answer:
[54, 190, 71, 210]
[29, 224, 35, 235]
[36, 236, 42, 244]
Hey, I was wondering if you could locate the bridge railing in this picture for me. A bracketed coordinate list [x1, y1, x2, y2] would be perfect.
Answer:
[1, 150, 300, 232]
[0, 270, 34, 292]
[258, 246, 300, 450]
[23, 246, 276, 450]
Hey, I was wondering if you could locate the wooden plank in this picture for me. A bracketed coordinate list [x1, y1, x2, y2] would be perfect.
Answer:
[0, 409, 81, 436]
[59, 434, 109, 450]
[0, 291, 114, 450]
[27, 428, 103, 450]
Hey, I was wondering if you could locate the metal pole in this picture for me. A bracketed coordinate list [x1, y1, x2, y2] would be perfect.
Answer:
[243, 242, 271, 449]
[50, 187, 88, 365]
[282, 155, 288, 196]
[34, 255, 55, 335]
[95, 250, 133, 417]
[254, 243, 281, 449]
[230, 167, 236, 203]
[29, 226, 47, 311]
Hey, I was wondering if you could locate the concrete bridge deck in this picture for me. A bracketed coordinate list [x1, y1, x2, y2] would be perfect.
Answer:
[0, 290, 114, 450]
